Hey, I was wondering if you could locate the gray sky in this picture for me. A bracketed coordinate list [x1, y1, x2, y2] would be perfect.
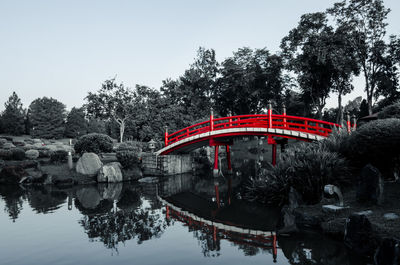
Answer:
[1, 0, 399, 111]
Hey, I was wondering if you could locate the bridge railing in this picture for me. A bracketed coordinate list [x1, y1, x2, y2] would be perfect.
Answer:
[165, 113, 341, 146]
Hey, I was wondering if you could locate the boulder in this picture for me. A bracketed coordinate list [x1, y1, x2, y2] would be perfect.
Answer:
[0, 138, 7, 146]
[0, 166, 27, 184]
[374, 238, 400, 265]
[3, 142, 15, 149]
[344, 214, 375, 256]
[25, 149, 39, 160]
[357, 164, 384, 205]
[99, 182, 123, 200]
[76, 152, 103, 176]
[97, 162, 123, 183]
[122, 166, 143, 181]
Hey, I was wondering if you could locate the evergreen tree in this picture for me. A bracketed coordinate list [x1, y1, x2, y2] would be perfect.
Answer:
[1, 92, 25, 135]
[64, 107, 87, 138]
[29, 97, 66, 139]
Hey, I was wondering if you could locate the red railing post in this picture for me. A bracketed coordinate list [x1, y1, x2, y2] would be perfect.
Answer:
[210, 108, 214, 131]
[164, 126, 168, 146]
[268, 100, 272, 128]
[213, 145, 219, 177]
[228, 111, 232, 127]
[282, 104, 286, 129]
[352, 114, 357, 131]
[226, 145, 232, 174]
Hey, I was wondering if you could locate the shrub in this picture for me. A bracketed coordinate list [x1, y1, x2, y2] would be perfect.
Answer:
[244, 141, 351, 206]
[377, 101, 400, 119]
[25, 149, 39, 160]
[0, 149, 12, 160]
[74, 133, 113, 154]
[345, 118, 400, 177]
[116, 150, 140, 169]
[11, 148, 26, 160]
[115, 141, 142, 153]
[50, 150, 68, 163]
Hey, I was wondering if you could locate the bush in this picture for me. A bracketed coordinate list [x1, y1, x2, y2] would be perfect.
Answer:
[25, 149, 39, 160]
[74, 133, 113, 154]
[377, 102, 400, 119]
[0, 149, 12, 160]
[116, 150, 140, 169]
[244, 141, 351, 206]
[50, 150, 68, 163]
[11, 148, 26, 160]
[115, 141, 142, 153]
[345, 118, 400, 177]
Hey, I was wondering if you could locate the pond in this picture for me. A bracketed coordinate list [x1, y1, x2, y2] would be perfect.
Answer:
[0, 173, 363, 265]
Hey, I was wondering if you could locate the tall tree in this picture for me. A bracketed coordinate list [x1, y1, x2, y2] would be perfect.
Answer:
[86, 78, 134, 142]
[328, 0, 391, 115]
[215, 47, 285, 115]
[29, 97, 66, 139]
[281, 12, 338, 118]
[64, 107, 87, 138]
[1, 92, 25, 135]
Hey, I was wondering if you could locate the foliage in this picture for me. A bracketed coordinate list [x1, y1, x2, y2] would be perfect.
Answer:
[29, 97, 66, 139]
[50, 150, 68, 163]
[116, 150, 140, 169]
[116, 141, 143, 153]
[328, 0, 395, 115]
[11, 148, 26, 161]
[345, 118, 400, 168]
[86, 118, 106, 134]
[215, 47, 285, 115]
[377, 101, 400, 119]
[86, 78, 135, 143]
[74, 133, 113, 154]
[1, 92, 26, 136]
[244, 136, 351, 206]
[0, 149, 12, 160]
[64, 107, 87, 138]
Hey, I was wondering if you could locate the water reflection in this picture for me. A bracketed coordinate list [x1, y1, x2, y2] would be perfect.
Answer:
[0, 174, 362, 264]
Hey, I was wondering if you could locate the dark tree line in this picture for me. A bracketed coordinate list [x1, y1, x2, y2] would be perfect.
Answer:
[1, 0, 399, 141]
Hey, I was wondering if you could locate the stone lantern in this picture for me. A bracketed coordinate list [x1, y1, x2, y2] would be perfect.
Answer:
[148, 139, 156, 153]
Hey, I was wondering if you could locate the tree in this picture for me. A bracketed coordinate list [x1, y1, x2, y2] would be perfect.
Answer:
[86, 78, 134, 142]
[215, 47, 285, 115]
[29, 97, 66, 139]
[64, 107, 87, 138]
[1, 92, 25, 135]
[281, 12, 340, 118]
[328, 0, 391, 115]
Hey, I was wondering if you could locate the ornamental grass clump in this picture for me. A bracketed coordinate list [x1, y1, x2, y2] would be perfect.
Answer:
[244, 136, 351, 206]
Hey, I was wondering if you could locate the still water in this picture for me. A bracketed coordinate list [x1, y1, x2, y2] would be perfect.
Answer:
[0, 174, 361, 265]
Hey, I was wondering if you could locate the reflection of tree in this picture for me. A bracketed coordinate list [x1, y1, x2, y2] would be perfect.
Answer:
[27, 186, 67, 214]
[0, 186, 25, 222]
[78, 186, 169, 251]
[192, 228, 221, 257]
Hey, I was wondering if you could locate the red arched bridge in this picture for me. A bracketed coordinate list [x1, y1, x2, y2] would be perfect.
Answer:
[156, 105, 355, 176]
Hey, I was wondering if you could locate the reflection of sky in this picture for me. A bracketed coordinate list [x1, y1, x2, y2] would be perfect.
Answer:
[0, 198, 287, 265]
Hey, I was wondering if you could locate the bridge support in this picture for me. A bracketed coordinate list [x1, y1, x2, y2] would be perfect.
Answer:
[268, 136, 277, 166]
[213, 145, 219, 177]
[226, 145, 232, 174]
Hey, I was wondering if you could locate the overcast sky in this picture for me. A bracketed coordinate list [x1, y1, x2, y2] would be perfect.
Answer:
[1, 0, 399, 111]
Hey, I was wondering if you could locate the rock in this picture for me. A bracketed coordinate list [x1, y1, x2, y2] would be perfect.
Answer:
[32, 139, 42, 144]
[344, 214, 375, 256]
[33, 142, 44, 148]
[322, 205, 349, 213]
[76, 152, 103, 176]
[12, 139, 25, 147]
[357, 164, 384, 205]
[0, 166, 27, 184]
[122, 166, 143, 181]
[0, 138, 7, 146]
[25, 149, 39, 160]
[374, 238, 400, 265]
[25, 168, 44, 180]
[383, 213, 399, 220]
[278, 205, 298, 235]
[355, 210, 373, 216]
[2, 142, 15, 149]
[138, 176, 158, 183]
[97, 162, 123, 183]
